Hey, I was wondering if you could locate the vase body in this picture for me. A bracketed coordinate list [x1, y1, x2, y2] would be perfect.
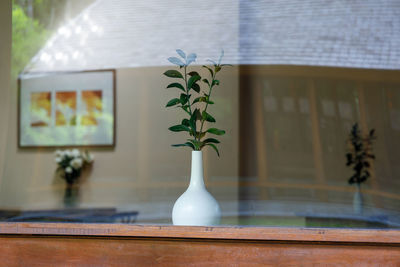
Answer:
[63, 184, 79, 208]
[353, 184, 363, 214]
[172, 151, 221, 226]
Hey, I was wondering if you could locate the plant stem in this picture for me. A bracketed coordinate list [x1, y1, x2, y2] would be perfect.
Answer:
[197, 70, 216, 142]
[184, 65, 197, 141]
[184, 65, 193, 117]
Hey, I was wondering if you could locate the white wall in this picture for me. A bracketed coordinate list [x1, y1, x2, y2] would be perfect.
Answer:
[0, 65, 240, 212]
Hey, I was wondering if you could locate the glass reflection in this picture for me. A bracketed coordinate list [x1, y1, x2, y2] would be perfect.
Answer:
[1, 0, 399, 228]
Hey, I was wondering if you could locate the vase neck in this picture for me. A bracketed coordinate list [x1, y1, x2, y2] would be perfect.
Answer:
[188, 150, 205, 190]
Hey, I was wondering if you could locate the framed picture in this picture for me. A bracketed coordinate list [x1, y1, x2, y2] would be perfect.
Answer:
[18, 69, 116, 148]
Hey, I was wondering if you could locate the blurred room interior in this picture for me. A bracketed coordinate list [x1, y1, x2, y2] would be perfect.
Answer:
[0, 0, 399, 228]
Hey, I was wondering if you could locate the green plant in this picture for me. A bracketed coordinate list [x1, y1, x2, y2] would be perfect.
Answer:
[346, 123, 376, 185]
[12, 3, 48, 79]
[164, 49, 230, 156]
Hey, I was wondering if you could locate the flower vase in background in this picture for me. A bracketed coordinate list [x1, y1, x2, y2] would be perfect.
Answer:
[54, 149, 94, 207]
[63, 184, 80, 208]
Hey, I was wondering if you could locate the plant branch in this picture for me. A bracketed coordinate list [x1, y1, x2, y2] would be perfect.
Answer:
[184, 65, 197, 139]
[184, 65, 193, 117]
[197, 70, 217, 142]
[165, 50, 227, 156]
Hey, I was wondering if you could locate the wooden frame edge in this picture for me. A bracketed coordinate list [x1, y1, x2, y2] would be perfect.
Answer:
[0, 222, 399, 244]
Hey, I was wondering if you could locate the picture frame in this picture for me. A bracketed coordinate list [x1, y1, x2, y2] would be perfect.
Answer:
[18, 69, 116, 148]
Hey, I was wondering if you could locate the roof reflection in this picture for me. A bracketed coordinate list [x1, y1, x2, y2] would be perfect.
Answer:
[23, 0, 400, 74]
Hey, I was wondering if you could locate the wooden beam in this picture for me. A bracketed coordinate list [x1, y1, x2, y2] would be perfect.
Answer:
[0, 235, 399, 266]
[0, 223, 399, 244]
[240, 65, 400, 83]
[253, 79, 269, 199]
[308, 79, 325, 184]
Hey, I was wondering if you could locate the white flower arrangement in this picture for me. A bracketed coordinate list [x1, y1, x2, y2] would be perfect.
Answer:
[55, 149, 94, 185]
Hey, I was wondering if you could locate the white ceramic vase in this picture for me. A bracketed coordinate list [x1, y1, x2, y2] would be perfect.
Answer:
[172, 151, 221, 226]
[353, 184, 363, 214]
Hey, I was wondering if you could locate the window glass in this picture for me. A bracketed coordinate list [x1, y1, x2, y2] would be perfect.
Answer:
[1, 0, 399, 229]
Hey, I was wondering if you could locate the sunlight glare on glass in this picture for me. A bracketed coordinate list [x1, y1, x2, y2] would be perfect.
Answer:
[55, 52, 63, 61]
[61, 55, 69, 64]
[58, 26, 66, 35]
[80, 38, 86, 46]
[46, 40, 53, 48]
[90, 25, 98, 33]
[75, 26, 82, 35]
[72, 51, 80, 60]
[39, 52, 52, 63]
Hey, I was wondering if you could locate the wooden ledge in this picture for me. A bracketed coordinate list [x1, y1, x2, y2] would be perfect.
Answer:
[0, 222, 399, 244]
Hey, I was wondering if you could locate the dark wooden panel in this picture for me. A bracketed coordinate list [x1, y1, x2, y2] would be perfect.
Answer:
[0, 223, 399, 266]
[239, 65, 400, 82]
[0, 236, 399, 267]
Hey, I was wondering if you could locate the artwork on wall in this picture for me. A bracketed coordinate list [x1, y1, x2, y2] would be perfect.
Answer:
[18, 69, 116, 148]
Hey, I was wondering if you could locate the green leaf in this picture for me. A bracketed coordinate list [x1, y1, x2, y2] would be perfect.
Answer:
[188, 75, 201, 90]
[180, 93, 189, 105]
[166, 98, 180, 107]
[203, 138, 220, 144]
[192, 108, 202, 121]
[172, 143, 186, 147]
[188, 71, 200, 76]
[206, 143, 220, 157]
[202, 111, 216, 123]
[189, 118, 196, 134]
[180, 105, 190, 115]
[164, 70, 183, 79]
[192, 83, 200, 93]
[189, 109, 201, 132]
[176, 49, 186, 59]
[181, 118, 190, 127]
[203, 65, 214, 77]
[202, 79, 210, 86]
[192, 97, 204, 104]
[215, 66, 222, 73]
[206, 128, 225, 135]
[192, 96, 214, 105]
[169, 125, 191, 132]
[212, 79, 220, 86]
[195, 131, 206, 140]
[167, 82, 185, 92]
[186, 53, 197, 65]
[168, 57, 185, 67]
[172, 142, 195, 150]
[187, 139, 203, 150]
[189, 109, 201, 133]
